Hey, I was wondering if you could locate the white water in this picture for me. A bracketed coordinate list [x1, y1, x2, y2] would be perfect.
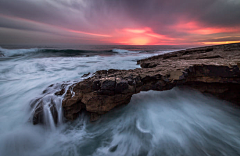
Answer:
[0, 46, 240, 156]
[0, 46, 39, 57]
[112, 48, 141, 53]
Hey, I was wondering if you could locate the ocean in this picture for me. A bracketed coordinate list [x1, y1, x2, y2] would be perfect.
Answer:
[0, 45, 240, 156]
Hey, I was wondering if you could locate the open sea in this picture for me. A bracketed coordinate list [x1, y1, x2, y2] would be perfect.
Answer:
[0, 45, 240, 156]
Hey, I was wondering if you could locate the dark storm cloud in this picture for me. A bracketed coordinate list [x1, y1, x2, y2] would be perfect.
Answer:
[0, 0, 93, 32]
[0, 1, 62, 25]
[102, 0, 240, 27]
[0, 15, 56, 34]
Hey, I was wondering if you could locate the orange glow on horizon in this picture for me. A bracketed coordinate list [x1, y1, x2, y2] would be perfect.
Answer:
[202, 41, 240, 45]
[115, 27, 175, 45]
[118, 37, 151, 45]
[129, 37, 150, 45]
[114, 24, 240, 45]
[122, 27, 173, 39]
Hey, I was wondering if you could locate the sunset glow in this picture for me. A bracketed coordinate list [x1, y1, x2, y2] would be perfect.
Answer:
[120, 37, 151, 45]
[112, 27, 176, 45]
[123, 28, 151, 34]
[203, 41, 240, 45]
[0, 0, 239, 45]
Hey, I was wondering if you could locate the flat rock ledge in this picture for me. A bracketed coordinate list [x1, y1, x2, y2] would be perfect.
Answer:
[33, 43, 240, 124]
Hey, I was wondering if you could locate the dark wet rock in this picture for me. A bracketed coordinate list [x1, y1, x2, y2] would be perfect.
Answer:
[90, 113, 101, 121]
[55, 88, 65, 96]
[31, 83, 71, 125]
[109, 145, 118, 152]
[0, 51, 4, 57]
[42, 83, 68, 96]
[31, 95, 58, 125]
[32, 43, 240, 123]
[82, 72, 91, 78]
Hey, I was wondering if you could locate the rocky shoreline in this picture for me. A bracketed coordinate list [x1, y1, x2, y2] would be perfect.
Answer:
[33, 43, 240, 124]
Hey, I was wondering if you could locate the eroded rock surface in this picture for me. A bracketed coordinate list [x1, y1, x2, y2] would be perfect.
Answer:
[33, 43, 240, 124]
[61, 43, 240, 121]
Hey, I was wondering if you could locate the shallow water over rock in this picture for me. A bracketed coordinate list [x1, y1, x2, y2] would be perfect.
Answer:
[2, 89, 240, 156]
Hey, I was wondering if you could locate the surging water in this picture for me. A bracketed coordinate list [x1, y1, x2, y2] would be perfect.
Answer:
[91, 89, 240, 156]
[0, 45, 240, 156]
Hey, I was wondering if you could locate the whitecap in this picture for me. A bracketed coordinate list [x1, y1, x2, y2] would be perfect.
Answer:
[0, 46, 39, 57]
[112, 48, 141, 54]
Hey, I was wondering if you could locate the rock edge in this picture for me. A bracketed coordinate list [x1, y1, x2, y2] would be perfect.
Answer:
[34, 43, 240, 124]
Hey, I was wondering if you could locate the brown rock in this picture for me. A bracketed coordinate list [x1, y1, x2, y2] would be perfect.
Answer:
[33, 43, 240, 123]
[62, 43, 240, 121]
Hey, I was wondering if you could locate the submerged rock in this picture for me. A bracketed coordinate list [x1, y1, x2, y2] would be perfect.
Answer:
[31, 96, 58, 125]
[0, 51, 4, 57]
[31, 83, 69, 125]
[33, 43, 240, 123]
[82, 72, 91, 78]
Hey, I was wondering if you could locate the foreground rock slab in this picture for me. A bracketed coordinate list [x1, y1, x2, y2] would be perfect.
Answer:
[33, 43, 240, 124]
[61, 43, 240, 121]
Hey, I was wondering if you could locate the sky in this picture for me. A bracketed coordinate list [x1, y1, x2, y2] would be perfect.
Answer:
[0, 0, 240, 46]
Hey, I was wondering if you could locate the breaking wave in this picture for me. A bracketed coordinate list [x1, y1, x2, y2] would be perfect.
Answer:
[111, 48, 141, 53]
[0, 47, 147, 58]
[0, 46, 39, 57]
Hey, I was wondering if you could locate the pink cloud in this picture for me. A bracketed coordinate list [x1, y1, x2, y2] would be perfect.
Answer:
[174, 21, 240, 35]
